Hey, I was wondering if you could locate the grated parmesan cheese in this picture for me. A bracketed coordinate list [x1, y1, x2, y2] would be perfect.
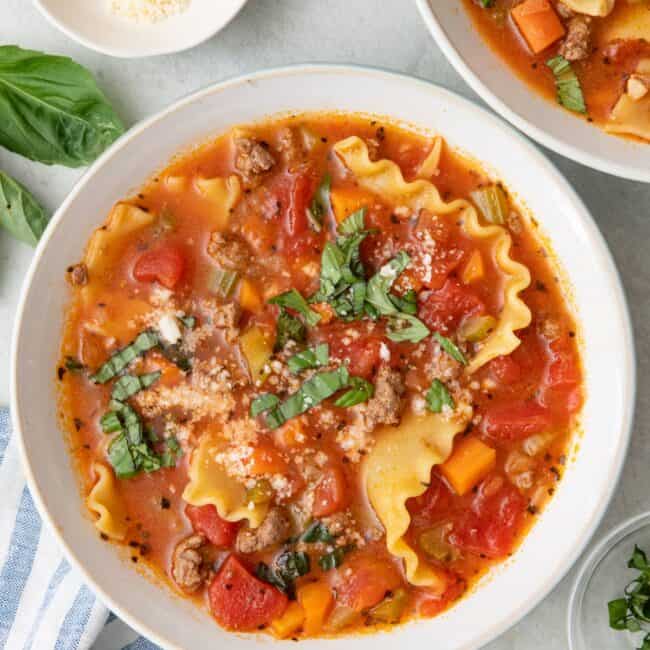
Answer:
[110, 0, 191, 22]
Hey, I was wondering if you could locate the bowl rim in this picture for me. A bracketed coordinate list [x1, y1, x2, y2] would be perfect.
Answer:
[32, 0, 249, 58]
[10, 63, 637, 650]
[415, 0, 650, 184]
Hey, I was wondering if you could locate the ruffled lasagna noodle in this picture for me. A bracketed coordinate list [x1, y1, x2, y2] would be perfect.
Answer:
[606, 60, 650, 142]
[363, 412, 470, 591]
[333, 136, 532, 375]
[182, 430, 268, 528]
[87, 462, 128, 540]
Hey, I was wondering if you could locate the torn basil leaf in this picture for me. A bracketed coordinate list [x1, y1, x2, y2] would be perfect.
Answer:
[269, 289, 321, 328]
[365, 251, 410, 316]
[334, 376, 374, 408]
[425, 379, 455, 413]
[433, 332, 467, 365]
[387, 314, 430, 344]
[250, 393, 281, 418]
[287, 343, 329, 374]
[337, 207, 366, 236]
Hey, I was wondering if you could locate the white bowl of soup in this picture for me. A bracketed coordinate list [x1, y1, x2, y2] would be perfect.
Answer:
[417, 0, 650, 182]
[11, 65, 634, 649]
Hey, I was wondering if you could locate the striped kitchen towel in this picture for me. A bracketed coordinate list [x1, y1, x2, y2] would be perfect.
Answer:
[0, 408, 160, 650]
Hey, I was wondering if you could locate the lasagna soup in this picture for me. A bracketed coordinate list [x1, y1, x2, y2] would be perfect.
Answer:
[58, 114, 582, 637]
[463, 0, 650, 141]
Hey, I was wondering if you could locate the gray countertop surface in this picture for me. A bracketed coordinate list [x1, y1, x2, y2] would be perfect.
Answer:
[3, 1, 649, 648]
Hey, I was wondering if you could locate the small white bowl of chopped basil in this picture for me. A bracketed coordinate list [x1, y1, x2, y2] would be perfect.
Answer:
[34, 0, 249, 58]
[569, 512, 650, 650]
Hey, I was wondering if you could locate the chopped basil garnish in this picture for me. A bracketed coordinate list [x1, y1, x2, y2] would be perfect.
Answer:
[108, 433, 137, 478]
[310, 211, 371, 321]
[274, 309, 307, 351]
[389, 289, 417, 315]
[265, 366, 350, 429]
[269, 289, 321, 328]
[109, 401, 143, 445]
[210, 268, 240, 299]
[307, 173, 331, 231]
[318, 545, 354, 571]
[608, 545, 650, 649]
[250, 393, 281, 418]
[287, 343, 329, 374]
[256, 551, 311, 597]
[365, 251, 411, 316]
[301, 520, 335, 544]
[425, 379, 455, 413]
[546, 56, 587, 114]
[111, 371, 161, 402]
[433, 332, 467, 365]
[334, 376, 374, 408]
[479, 0, 494, 6]
[387, 314, 430, 344]
[337, 208, 366, 236]
[100, 411, 122, 434]
[91, 330, 159, 384]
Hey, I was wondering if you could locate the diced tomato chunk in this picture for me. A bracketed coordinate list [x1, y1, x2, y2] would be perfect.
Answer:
[542, 338, 582, 414]
[318, 323, 392, 379]
[406, 473, 452, 526]
[185, 504, 239, 547]
[313, 465, 349, 517]
[544, 339, 580, 389]
[418, 279, 485, 334]
[209, 555, 288, 630]
[133, 244, 186, 289]
[449, 475, 526, 558]
[481, 400, 552, 440]
[281, 171, 320, 257]
[333, 552, 403, 612]
[488, 355, 522, 385]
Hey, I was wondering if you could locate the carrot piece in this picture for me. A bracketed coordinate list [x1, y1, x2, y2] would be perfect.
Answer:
[297, 582, 334, 636]
[461, 250, 484, 284]
[440, 437, 497, 496]
[271, 601, 306, 638]
[330, 187, 375, 224]
[248, 443, 289, 476]
[511, 0, 565, 54]
[239, 279, 262, 313]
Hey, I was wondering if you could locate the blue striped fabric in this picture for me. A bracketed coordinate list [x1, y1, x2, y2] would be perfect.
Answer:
[0, 408, 159, 650]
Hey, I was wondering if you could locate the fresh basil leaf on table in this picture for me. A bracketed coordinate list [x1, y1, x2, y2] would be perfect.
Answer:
[0, 45, 125, 167]
[0, 171, 48, 245]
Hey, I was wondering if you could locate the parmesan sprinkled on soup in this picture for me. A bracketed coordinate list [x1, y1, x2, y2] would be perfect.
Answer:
[57, 113, 583, 638]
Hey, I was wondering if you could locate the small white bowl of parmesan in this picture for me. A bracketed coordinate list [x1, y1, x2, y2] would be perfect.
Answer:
[34, 0, 249, 58]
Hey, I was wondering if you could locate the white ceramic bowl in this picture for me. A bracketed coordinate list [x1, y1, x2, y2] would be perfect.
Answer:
[11, 65, 635, 650]
[416, 0, 650, 183]
[34, 0, 248, 58]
